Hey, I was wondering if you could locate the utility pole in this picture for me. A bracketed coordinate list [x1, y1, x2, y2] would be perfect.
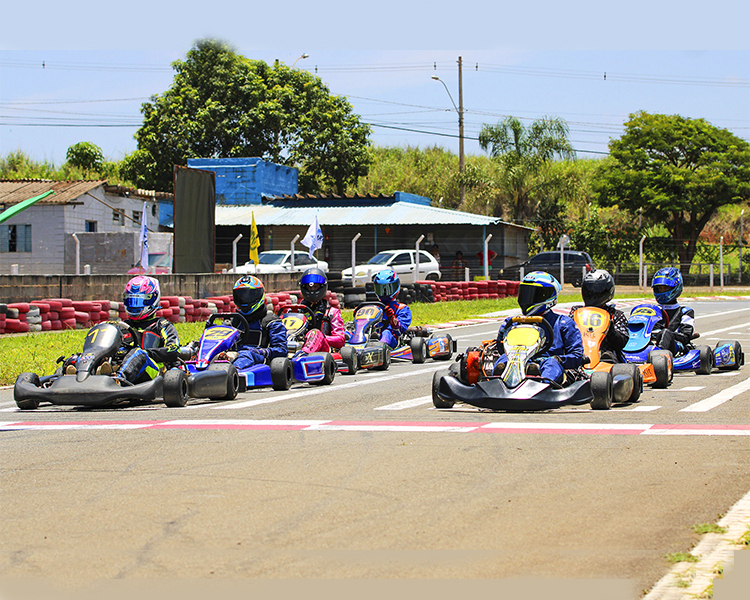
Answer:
[458, 56, 465, 204]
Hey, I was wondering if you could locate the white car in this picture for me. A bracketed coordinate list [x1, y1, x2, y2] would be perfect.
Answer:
[341, 249, 441, 287]
[228, 251, 328, 275]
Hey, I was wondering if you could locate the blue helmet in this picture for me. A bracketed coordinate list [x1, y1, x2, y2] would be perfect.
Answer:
[373, 269, 400, 302]
[518, 271, 561, 316]
[652, 267, 683, 305]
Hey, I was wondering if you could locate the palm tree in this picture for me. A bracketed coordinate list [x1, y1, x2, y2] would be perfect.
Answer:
[479, 116, 575, 222]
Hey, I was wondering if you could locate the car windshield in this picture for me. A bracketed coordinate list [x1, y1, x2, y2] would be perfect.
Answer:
[150, 254, 170, 267]
[257, 252, 287, 265]
[367, 252, 395, 265]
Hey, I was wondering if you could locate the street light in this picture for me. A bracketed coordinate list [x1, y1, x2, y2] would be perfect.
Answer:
[431, 71, 465, 204]
[291, 53, 309, 68]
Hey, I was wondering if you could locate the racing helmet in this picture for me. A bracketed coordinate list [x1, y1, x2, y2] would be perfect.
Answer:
[123, 275, 161, 321]
[517, 271, 561, 316]
[582, 269, 615, 307]
[300, 267, 328, 304]
[373, 269, 401, 302]
[652, 267, 683, 305]
[233, 275, 267, 320]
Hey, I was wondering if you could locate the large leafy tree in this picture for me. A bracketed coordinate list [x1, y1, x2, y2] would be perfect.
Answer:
[595, 111, 750, 270]
[124, 39, 371, 193]
[478, 116, 575, 222]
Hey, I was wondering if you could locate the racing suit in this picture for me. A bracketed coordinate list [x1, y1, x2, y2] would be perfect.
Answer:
[377, 298, 412, 349]
[117, 317, 181, 384]
[233, 313, 288, 369]
[569, 303, 629, 362]
[299, 299, 346, 354]
[495, 310, 584, 384]
[654, 302, 695, 356]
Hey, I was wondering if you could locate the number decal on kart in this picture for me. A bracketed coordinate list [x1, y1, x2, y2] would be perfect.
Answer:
[203, 327, 234, 341]
[632, 306, 658, 317]
[282, 315, 305, 331]
[356, 306, 381, 320]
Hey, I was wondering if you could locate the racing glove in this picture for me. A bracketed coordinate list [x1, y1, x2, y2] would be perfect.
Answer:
[383, 305, 400, 329]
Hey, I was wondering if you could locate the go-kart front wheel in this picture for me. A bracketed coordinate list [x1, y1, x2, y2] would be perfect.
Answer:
[611, 363, 642, 403]
[648, 350, 673, 388]
[270, 357, 293, 390]
[432, 370, 455, 409]
[716, 340, 744, 370]
[410, 337, 427, 364]
[163, 369, 189, 407]
[14, 372, 41, 410]
[340, 346, 358, 375]
[208, 362, 239, 401]
[696, 345, 714, 375]
[374, 343, 391, 371]
[309, 353, 336, 386]
[590, 370, 613, 410]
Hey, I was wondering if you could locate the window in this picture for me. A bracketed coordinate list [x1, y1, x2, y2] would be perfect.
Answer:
[85, 220, 97, 233]
[390, 252, 413, 266]
[0, 224, 32, 253]
[112, 210, 124, 225]
[132, 211, 141, 228]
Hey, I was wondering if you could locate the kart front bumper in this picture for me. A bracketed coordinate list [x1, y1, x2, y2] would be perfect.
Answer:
[15, 374, 164, 407]
[435, 374, 593, 411]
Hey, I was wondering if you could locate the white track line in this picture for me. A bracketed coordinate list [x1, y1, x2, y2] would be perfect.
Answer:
[680, 376, 750, 412]
[374, 396, 433, 410]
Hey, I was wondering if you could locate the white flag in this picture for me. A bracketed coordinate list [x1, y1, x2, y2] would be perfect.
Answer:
[301, 215, 324, 259]
[139, 201, 149, 273]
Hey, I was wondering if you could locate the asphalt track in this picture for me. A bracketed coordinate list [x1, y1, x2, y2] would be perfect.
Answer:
[1, 297, 749, 600]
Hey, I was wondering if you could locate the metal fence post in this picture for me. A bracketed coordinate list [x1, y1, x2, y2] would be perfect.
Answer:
[290, 234, 299, 271]
[232, 233, 243, 273]
[484, 233, 493, 281]
[351, 233, 361, 287]
[415, 235, 424, 283]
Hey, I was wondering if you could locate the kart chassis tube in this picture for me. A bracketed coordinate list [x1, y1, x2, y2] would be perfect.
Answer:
[15, 374, 164, 407]
[436, 374, 593, 411]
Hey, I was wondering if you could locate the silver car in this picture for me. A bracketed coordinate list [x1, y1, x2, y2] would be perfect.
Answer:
[341, 249, 441, 287]
[229, 251, 328, 275]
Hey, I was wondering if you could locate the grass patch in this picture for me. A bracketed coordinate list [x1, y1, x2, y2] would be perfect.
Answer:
[666, 552, 700, 564]
[737, 526, 750, 546]
[693, 524, 727, 535]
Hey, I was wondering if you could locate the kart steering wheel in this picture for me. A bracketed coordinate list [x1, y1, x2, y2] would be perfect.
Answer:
[206, 312, 252, 346]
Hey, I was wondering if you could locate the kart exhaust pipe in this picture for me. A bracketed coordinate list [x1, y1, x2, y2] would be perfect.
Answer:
[187, 370, 229, 398]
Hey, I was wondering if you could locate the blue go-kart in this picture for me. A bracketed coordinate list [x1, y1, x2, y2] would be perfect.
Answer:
[183, 313, 335, 396]
[622, 303, 743, 377]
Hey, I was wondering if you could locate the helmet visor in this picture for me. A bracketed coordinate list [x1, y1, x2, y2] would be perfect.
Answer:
[301, 272, 327, 286]
[374, 280, 399, 299]
[233, 286, 264, 309]
[518, 283, 555, 314]
[124, 293, 151, 310]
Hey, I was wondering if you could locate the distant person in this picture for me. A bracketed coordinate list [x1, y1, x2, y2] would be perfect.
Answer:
[476, 249, 497, 278]
[430, 244, 441, 265]
[451, 251, 469, 280]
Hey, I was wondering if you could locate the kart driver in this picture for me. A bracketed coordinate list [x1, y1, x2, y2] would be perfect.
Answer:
[297, 267, 346, 354]
[651, 267, 695, 355]
[569, 269, 629, 362]
[228, 275, 288, 368]
[495, 271, 584, 384]
[115, 275, 181, 384]
[372, 269, 412, 348]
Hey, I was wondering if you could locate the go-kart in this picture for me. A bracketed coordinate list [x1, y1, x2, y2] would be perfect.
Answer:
[622, 303, 743, 378]
[432, 315, 595, 411]
[340, 302, 457, 374]
[184, 313, 336, 393]
[14, 321, 191, 409]
[571, 306, 642, 409]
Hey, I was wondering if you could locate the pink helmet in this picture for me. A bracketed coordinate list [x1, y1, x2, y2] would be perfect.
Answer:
[123, 275, 161, 320]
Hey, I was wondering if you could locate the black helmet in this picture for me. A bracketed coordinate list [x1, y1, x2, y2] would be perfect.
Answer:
[581, 269, 615, 307]
[299, 268, 328, 304]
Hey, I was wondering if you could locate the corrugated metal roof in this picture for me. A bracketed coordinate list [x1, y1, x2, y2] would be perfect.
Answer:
[0, 179, 107, 206]
[216, 201, 532, 230]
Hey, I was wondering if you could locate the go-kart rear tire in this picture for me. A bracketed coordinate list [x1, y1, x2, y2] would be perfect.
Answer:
[270, 357, 293, 390]
[696, 345, 714, 375]
[163, 369, 189, 407]
[432, 369, 454, 409]
[432, 333, 454, 361]
[590, 370, 613, 410]
[208, 362, 239, 401]
[374, 343, 391, 371]
[14, 372, 40, 410]
[340, 346, 358, 375]
[611, 363, 642, 403]
[410, 337, 427, 364]
[716, 340, 743, 370]
[310, 353, 336, 386]
[648, 350, 672, 389]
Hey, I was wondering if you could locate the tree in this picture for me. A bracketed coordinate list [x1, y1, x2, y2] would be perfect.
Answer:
[478, 116, 575, 222]
[66, 142, 104, 171]
[595, 111, 750, 270]
[131, 39, 371, 193]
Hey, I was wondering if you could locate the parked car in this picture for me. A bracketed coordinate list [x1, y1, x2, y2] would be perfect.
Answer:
[228, 251, 328, 275]
[500, 251, 595, 286]
[127, 253, 172, 275]
[341, 249, 441, 287]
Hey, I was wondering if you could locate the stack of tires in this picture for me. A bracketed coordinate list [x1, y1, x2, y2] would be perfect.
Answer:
[328, 271, 366, 308]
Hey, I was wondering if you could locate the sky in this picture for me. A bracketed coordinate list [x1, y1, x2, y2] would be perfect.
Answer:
[1, 1, 749, 167]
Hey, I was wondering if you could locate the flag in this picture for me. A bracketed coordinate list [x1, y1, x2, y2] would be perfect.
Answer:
[301, 215, 324, 259]
[138, 201, 149, 273]
[249, 211, 260, 265]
